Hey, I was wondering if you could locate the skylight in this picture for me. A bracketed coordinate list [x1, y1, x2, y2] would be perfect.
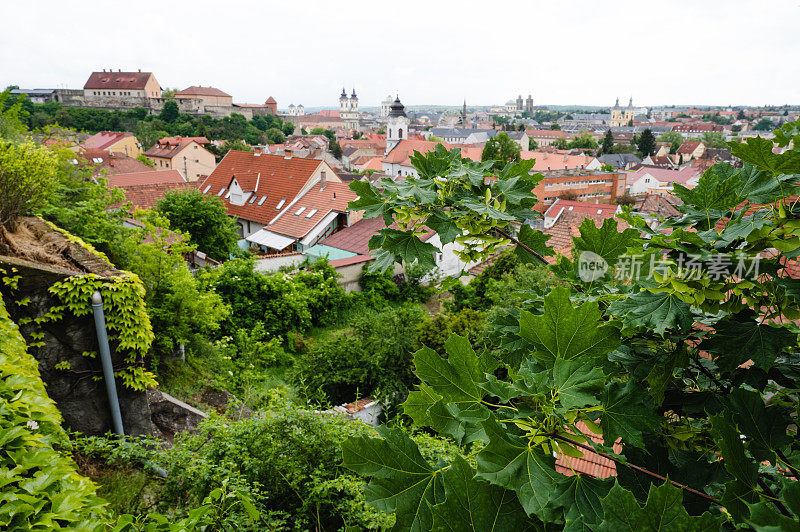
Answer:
[276, 199, 286, 209]
[257, 196, 267, 206]
[597, 209, 603, 214]
[92, 157, 103, 163]
[217, 188, 226, 196]
[248, 194, 257, 204]
[203, 185, 212, 193]
[305, 209, 318, 218]
[295, 207, 306, 216]
[224, 191, 231, 199]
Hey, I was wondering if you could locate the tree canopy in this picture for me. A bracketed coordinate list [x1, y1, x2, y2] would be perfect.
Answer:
[481, 132, 521, 171]
[343, 121, 800, 530]
[155, 189, 239, 261]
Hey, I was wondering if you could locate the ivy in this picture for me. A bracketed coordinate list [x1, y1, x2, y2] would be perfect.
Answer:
[46, 273, 157, 391]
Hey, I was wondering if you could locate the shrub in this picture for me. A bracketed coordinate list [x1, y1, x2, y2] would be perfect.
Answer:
[416, 308, 487, 354]
[294, 259, 349, 326]
[0, 139, 57, 229]
[293, 305, 428, 404]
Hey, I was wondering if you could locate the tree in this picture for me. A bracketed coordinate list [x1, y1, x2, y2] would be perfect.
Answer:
[552, 137, 569, 150]
[636, 128, 657, 156]
[155, 189, 239, 261]
[549, 123, 561, 130]
[0, 140, 57, 231]
[601, 130, 614, 154]
[527, 137, 538, 150]
[615, 193, 636, 206]
[342, 127, 800, 530]
[660, 131, 684, 154]
[753, 118, 773, 131]
[282, 121, 295, 136]
[329, 137, 343, 160]
[702, 131, 727, 149]
[159, 100, 180, 123]
[481, 132, 521, 171]
[567, 132, 599, 150]
[135, 122, 168, 151]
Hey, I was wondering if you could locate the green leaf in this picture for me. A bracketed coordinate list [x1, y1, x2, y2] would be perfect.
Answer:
[342, 426, 443, 531]
[514, 224, 554, 265]
[552, 358, 604, 412]
[601, 381, 662, 449]
[673, 164, 743, 229]
[608, 290, 693, 336]
[427, 400, 490, 445]
[553, 474, 614, 529]
[518, 287, 619, 366]
[728, 387, 792, 463]
[599, 480, 720, 531]
[733, 163, 800, 204]
[457, 198, 517, 221]
[348, 179, 392, 220]
[412, 334, 486, 407]
[746, 501, 800, 531]
[573, 217, 641, 269]
[710, 411, 759, 521]
[426, 209, 461, 245]
[730, 136, 800, 175]
[432, 456, 538, 531]
[701, 310, 797, 370]
[370, 228, 439, 271]
[476, 416, 562, 518]
[403, 383, 442, 426]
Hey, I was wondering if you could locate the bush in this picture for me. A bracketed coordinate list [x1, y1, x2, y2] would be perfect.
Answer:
[0, 139, 57, 229]
[198, 257, 312, 338]
[358, 266, 399, 305]
[292, 305, 428, 404]
[416, 308, 487, 354]
[293, 259, 349, 326]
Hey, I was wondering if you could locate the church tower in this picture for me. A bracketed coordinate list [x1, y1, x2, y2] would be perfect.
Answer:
[525, 94, 533, 114]
[339, 88, 348, 114]
[460, 100, 468, 128]
[516, 94, 523, 113]
[610, 97, 624, 127]
[385, 96, 408, 155]
[350, 88, 359, 113]
[624, 97, 635, 124]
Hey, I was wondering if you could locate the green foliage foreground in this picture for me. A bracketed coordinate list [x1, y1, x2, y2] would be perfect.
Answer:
[341, 123, 800, 529]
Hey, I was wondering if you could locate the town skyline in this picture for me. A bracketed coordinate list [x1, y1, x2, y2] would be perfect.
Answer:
[2, 0, 798, 108]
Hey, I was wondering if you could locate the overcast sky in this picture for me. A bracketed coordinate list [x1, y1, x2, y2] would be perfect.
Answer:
[1, 1, 797, 109]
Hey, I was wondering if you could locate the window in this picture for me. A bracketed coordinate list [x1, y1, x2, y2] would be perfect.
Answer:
[305, 209, 318, 218]
[203, 185, 212, 193]
[92, 157, 103, 163]
[217, 188, 226, 196]
[295, 206, 306, 216]
[258, 195, 267, 206]
[248, 194, 258, 204]
[276, 199, 286, 209]
[398, 128, 403, 138]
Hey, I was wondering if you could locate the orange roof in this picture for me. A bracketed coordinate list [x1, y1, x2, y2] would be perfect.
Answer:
[555, 421, 622, 478]
[677, 141, 702, 154]
[526, 129, 569, 139]
[78, 149, 152, 176]
[266, 181, 356, 239]
[84, 71, 154, 90]
[198, 151, 324, 226]
[175, 86, 231, 98]
[383, 139, 445, 165]
[83, 131, 135, 151]
[119, 182, 193, 210]
[144, 136, 209, 159]
[108, 169, 185, 187]
[521, 151, 596, 171]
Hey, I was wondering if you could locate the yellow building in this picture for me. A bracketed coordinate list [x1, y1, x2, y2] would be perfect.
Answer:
[144, 136, 216, 182]
[81, 131, 142, 157]
[174, 86, 233, 107]
[610, 97, 635, 127]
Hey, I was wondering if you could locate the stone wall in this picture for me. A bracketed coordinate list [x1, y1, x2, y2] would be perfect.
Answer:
[0, 218, 153, 436]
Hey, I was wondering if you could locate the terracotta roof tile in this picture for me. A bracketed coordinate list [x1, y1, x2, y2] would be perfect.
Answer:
[83, 131, 135, 151]
[175, 86, 231, 98]
[108, 169, 185, 187]
[84, 71, 154, 90]
[118, 182, 193, 210]
[267, 181, 356, 239]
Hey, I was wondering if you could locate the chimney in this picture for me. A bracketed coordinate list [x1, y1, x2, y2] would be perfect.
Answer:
[138, 68, 141, 72]
[118, 68, 121, 72]
[284, 149, 293, 160]
[102, 68, 106, 72]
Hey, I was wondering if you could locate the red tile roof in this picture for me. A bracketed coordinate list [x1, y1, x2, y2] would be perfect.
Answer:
[677, 141, 702, 154]
[78, 149, 152, 176]
[555, 421, 622, 478]
[544, 200, 618, 219]
[108, 169, 186, 187]
[83, 131, 136, 151]
[267, 181, 356, 239]
[526, 129, 569, 139]
[175, 86, 231, 98]
[119, 182, 193, 210]
[521, 151, 597, 171]
[626, 166, 700, 187]
[383, 139, 444, 165]
[197, 151, 325, 226]
[329, 255, 375, 267]
[319, 216, 386, 255]
[84, 71, 154, 90]
[144, 137, 209, 159]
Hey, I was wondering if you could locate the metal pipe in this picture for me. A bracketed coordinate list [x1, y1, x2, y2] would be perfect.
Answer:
[91, 290, 125, 436]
